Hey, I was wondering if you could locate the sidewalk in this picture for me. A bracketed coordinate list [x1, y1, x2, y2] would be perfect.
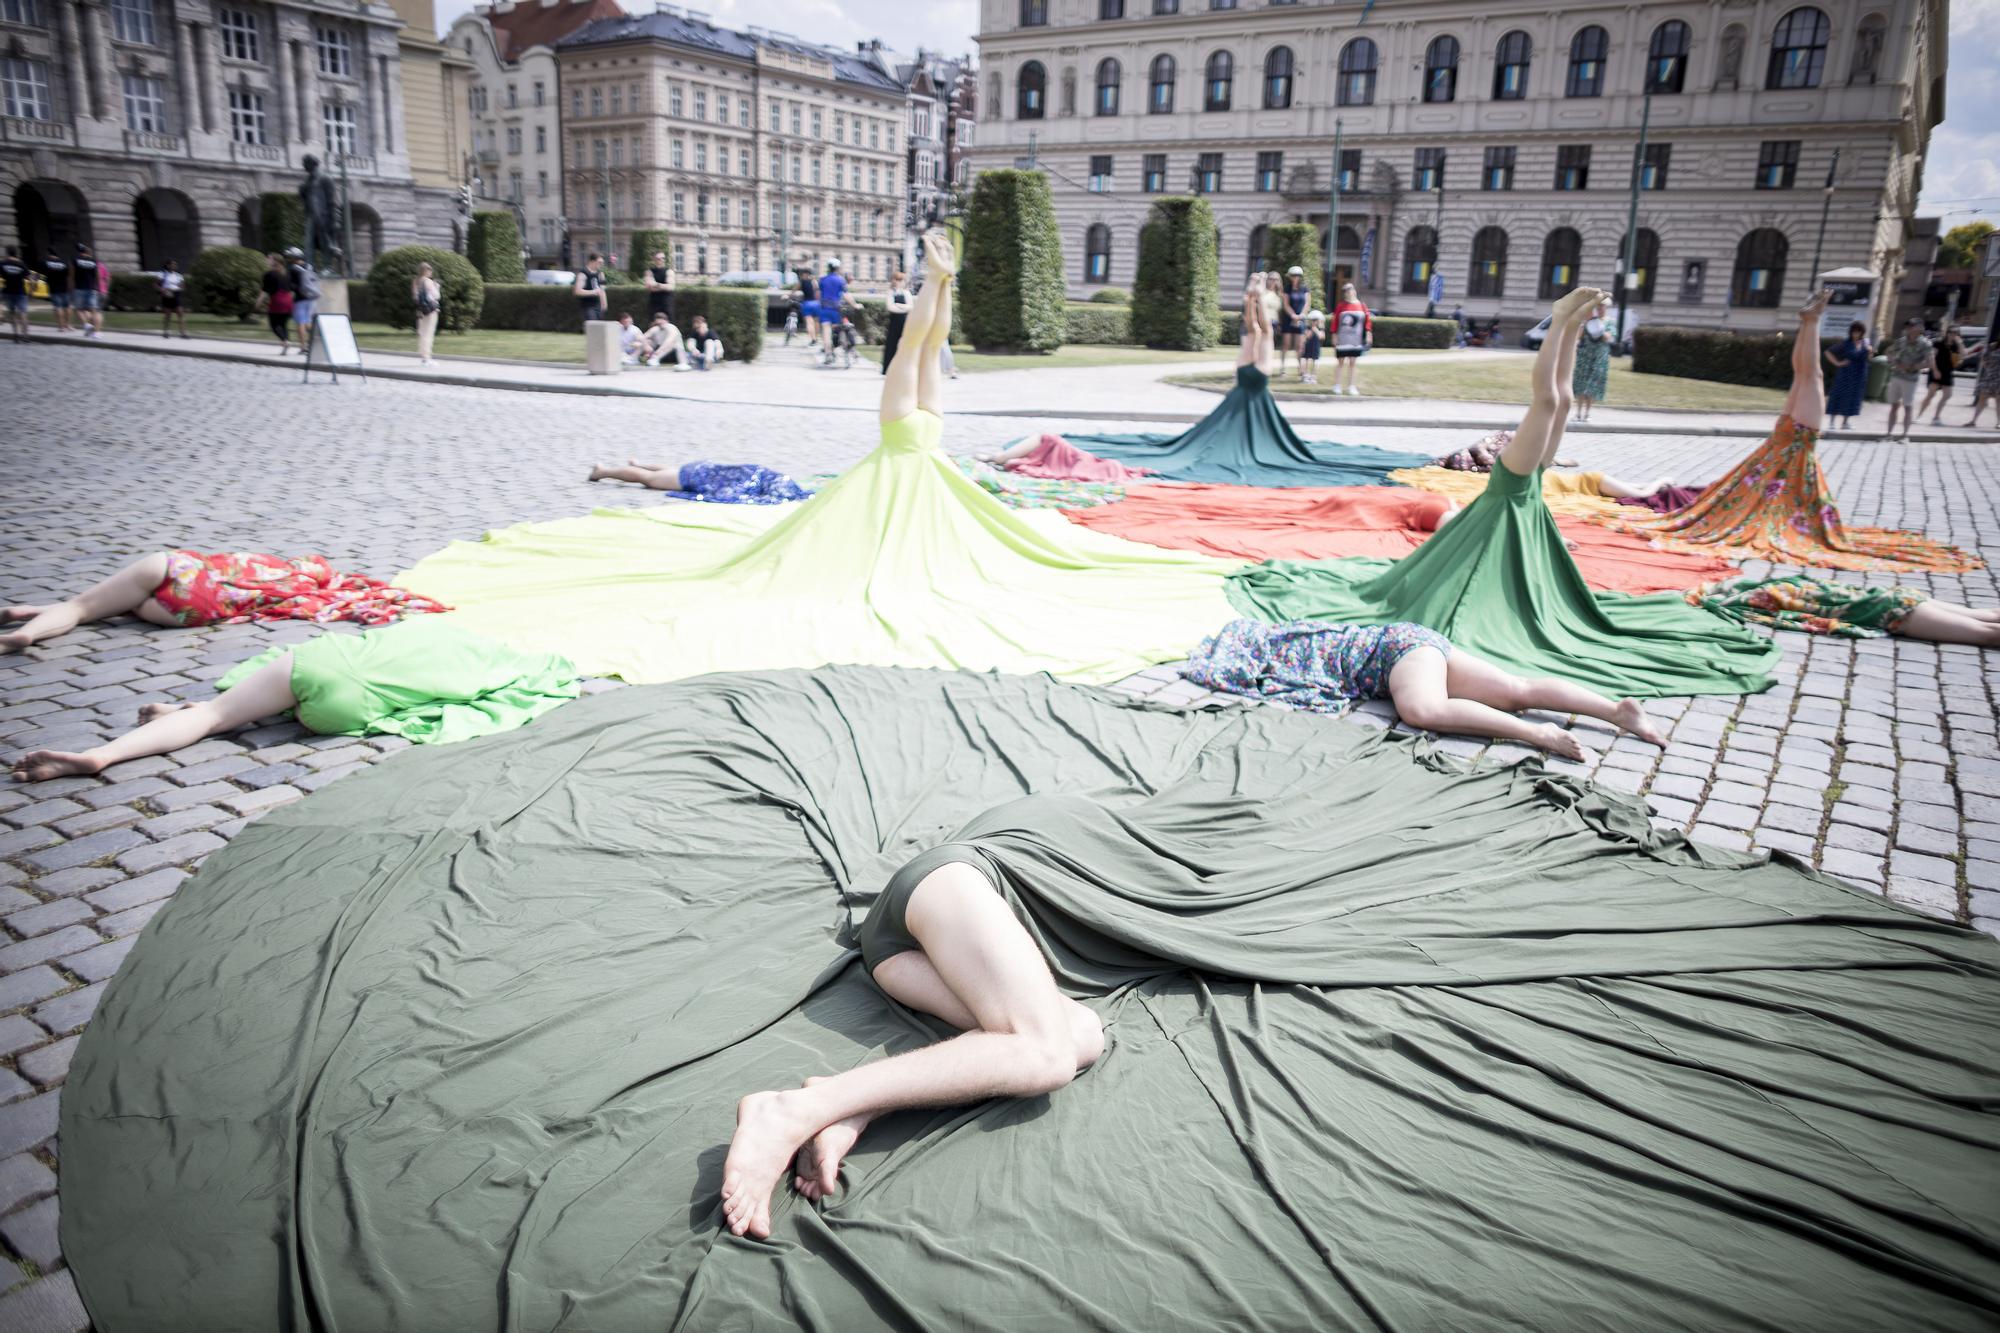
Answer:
[17, 323, 1998, 443]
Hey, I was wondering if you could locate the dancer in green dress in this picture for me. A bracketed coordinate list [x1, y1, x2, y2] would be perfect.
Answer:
[1226, 287, 1781, 699]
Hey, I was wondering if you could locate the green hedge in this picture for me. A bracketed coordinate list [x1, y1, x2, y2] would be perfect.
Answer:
[961, 169, 1066, 352]
[1217, 310, 1456, 349]
[188, 245, 267, 320]
[1632, 325, 1836, 389]
[1089, 287, 1129, 305]
[475, 283, 763, 361]
[466, 211, 525, 283]
[1065, 304, 1131, 344]
[666, 286, 763, 363]
[1132, 197, 1219, 350]
[108, 271, 159, 312]
[1264, 223, 1326, 314]
[258, 192, 304, 255]
[628, 229, 671, 279]
[366, 245, 485, 333]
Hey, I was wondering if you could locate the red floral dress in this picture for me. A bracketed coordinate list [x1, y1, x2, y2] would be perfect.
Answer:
[149, 551, 449, 627]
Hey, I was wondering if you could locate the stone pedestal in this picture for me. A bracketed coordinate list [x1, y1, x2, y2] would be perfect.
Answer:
[317, 277, 350, 316]
[584, 320, 622, 375]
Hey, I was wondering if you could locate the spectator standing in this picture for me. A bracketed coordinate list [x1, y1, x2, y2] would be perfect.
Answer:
[816, 259, 847, 362]
[1571, 300, 1614, 421]
[1, 246, 29, 343]
[1883, 318, 1934, 440]
[644, 252, 675, 325]
[285, 247, 321, 355]
[798, 267, 821, 343]
[1329, 282, 1373, 396]
[1280, 267, 1309, 377]
[1965, 337, 2000, 428]
[880, 271, 911, 375]
[259, 253, 293, 354]
[573, 254, 607, 329]
[685, 315, 724, 370]
[157, 260, 189, 339]
[43, 247, 71, 333]
[1822, 320, 1871, 430]
[412, 261, 441, 365]
[1918, 326, 1964, 426]
[71, 245, 103, 338]
[1300, 311, 1324, 383]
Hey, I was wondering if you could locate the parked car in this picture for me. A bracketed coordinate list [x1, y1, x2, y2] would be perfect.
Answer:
[1520, 307, 1641, 356]
[716, 269, 789, 292]
[525, 269, 575, 286]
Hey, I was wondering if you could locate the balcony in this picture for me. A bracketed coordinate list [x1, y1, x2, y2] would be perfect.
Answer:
[334, 152, 375, 175]
[1281, 162, 1399, 204]
[231, 140, 285, 165]
[1, 115, 73, 147]
[124, 128, 184, 155]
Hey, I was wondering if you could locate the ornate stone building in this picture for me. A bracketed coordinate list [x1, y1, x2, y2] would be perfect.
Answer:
[554, 7, 907, 287]
[969, 0, 1947, 330]
[857, 43, 978, 271]
[1, 0, 467, 273]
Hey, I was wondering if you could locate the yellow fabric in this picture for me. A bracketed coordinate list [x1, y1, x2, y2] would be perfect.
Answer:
[1389, 466, 1625, 519]
[398, 411, 1239, 684]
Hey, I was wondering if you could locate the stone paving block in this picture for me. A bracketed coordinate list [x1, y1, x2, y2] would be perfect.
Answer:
[0, 826, 61, 860]
[0, 968, 66, 1014]
[0, 1015, 48, 1059]
[60, 936, 135, 984]
[1824, 823, 1887, 856]
[96, 899, 167, 939]
[1752, 828, 1817, 858]
[218, 785, 303, 817]
[236, 761, 308, 790]
[1762, 782, 1822, 812]
[1894, 823, 1960, 857]
[1889, 850, 1958, 885]
[1900, 803, 1962, 833]
[96, 754, 177, 783]
[1901, 778, 1960, 807]
[1819, 849, 1886, 884]
[1898, 761, 1950, 787]
[164, 753, 263, 785]
[1705, 782, 1766, 809]
[3, 900, 93, 940]
[296, 763, 367, 792]
[138, 805, 233, 839]
[0, 1270, 88, 1333]
[71, 775, 172, 810]
[0, 1195, 60, 1269]
[248, 742, 312, 763]
[1656, 755, 1711, 780]
[47, 804, 142, 839]
[1695, 801, 1759, 832]
[148, 780, 241, 813]
[1689, 825, 1751, 853]
[0, 926, 102, 976]
[1835, 784, 1895, 813]
[0, 800, 86, 831]
[1712, 760, 1772, 786]
[19, 827, 148, 875]
[0, 1153, 56, 1215]
[26, 868, 120, 901]
[0, 887, 31, 915]
[1886, 878, 1960, 920]
[0, 1089, 57, 1157]
[114, 830, 225, 876]
[31, 982, 104, 1035]
[168, 738, 248, 764]
[1967, 859, 2000, 892]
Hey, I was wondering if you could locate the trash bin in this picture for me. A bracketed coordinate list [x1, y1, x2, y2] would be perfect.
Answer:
[1865, 354, 1891, 402]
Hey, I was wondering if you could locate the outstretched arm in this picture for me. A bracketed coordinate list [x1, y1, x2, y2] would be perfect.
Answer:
[1781, 289, 1833, 431]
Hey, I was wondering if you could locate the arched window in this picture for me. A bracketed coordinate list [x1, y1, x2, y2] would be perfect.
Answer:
[1469, 226, 1508, 297]
[1402, 225, 1438, 294]
[1732, 228, 1788, 306]
[1263, 46, 1294, 109]
[1646, 20, 1691, 93]
[1337, 38, 1378, 106]
[1619, 228, 1661, 303]
[1095, 58, 1121, 115]
[1424, 35, 1460, 103]
[1086, 223, 1112, 283]
[1494, 30, 1531, 100]
[1148, 54, 1175, 112]
[1539, 227, 1581, 299]
[1020, 0, 1048, 26]
[1767, 7, 1830, 89]
[1566, 26, 1608, 97]
[1204, 50, 1233, 110]
[1017, 61, 1046, 119]
[1246, 223, 1269, 279]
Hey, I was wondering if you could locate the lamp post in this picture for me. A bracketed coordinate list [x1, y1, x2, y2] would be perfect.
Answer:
[1615, 90, 1653, 349]
[1424, 153, 1444, 317]
[1809, 146, 1842, 286]
[1325, 117, 1343, 305]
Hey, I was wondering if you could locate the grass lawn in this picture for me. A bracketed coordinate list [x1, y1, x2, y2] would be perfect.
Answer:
[854, 343, 1239, 373]
[34, 308, 588, 362]
[1166, 356, 1790, 413]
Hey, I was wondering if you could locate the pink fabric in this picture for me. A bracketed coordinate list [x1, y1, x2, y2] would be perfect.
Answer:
[1005, 434, 1155, 483]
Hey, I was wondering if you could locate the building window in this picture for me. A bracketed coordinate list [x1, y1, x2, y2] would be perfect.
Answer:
[1245, 223, 1269, 278]
[534, 80, 545, 107]
[536, 126, 547, 153]
[1336, 39, 1376, 106]
[672, 192, 685, 221]
[1414, 148, 1445, 192]
[1, 57, 50, 120]
[1021, 0, 1048, 26]
[322, 101, 357, 153]
[1767, 7, 1830, 89]
[538, 170, 548, 197]
[1540, 227, 1582, 299]
[571, 89, 582, 117]
[1256, 150, 1282, 192]
[1482, 146, 1515, 191]
[1095, 58, 1120, 115]
[1143, 153, 1167, 193]
[1337, 148, 1360, 191]
[693, 88, 708, 121]
[1101, 0, 1124, 16]
[739, 98, 749, 128]
[590, 87, 602, 116]
[1402, 226, 1437, 293]
[1263, 45, 1293, 109]
[1201, 51, 1233, 111]
[695, 141, 707, 172]
[1566, 25, 1608, 97]
[671, 138, 682, 167]
[1620, 228, 1660, 303]
[218, 8, 258, 61]
[1493, 30, 1531, 100]
[506, 127, 521, 154]
[1085, 223, 1112, 282]
[1018, 61, 1046, 119]
[509, 170, 522, 199]
[1756, 140, 1801, 189]
[1089, 154, 1114, 191]
[1423, 35, 1459, 103]
[811, 205, 822, 233]
[227, 87, 266, 143]
[609, 85, 622, 115]
[790, 153, 801, 182]
[121, 72, 167, 131]
[1, 0, 44, 23]
[717, 92, 728, 122]
[1555, 145, 1590, 191]
[1679, 260, 1705, 304]
[316, 26, 352, 77]
[1640, 143, 1671, 190]
[540, 218, 554, 248]
[740, 147, 750, 175]
[1469, 226, 1507, 297]
[739, 198, 750, 225]
[1154, 0, 1178, 10]
[1646, 20, 1690, 93]
[110, 0, 155, 44]
[790, 105, 801, 134]
[1732, 228, 1788, 305]
[1149, 54, 1175, 113]
[1195, 152, 1223, 192]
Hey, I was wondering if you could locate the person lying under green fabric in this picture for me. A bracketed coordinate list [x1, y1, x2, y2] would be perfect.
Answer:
[1692, 575, 2000, 645]
[8, 617, 578, 782]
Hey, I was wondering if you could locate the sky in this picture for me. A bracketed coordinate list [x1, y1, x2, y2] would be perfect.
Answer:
[433, 0, 1996, 241]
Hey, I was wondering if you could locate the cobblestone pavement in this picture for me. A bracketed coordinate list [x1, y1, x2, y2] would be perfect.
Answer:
[0, 346, 1994, 1328]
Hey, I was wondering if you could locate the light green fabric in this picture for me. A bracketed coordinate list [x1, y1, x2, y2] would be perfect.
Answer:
[397, 412, 1238, 685]
[1226, 458, 1781, 698]
[61, 667, 2000, 1331]
[218, 617, 578, 744]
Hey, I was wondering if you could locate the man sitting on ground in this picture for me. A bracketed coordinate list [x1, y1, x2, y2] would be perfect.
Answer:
[642, 313, 687, 369]
[685, 316, 724, 370]
[614, 312, 647, 365]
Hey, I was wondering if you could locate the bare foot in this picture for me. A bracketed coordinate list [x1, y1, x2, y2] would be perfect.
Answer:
[720, 1088, 825, 1239]
[791, 1076, 873, 1203]
[1551, 286, 1605, 324]
[1612, 699, 1667, 747]
[588, 464, 610, 482]
[1800, 287, 1832, 321]
[1, 605, 42, 622]
[1529, 724, 1586, 762]
[0, 630, 33, 654]
[11, 750, 107, 783]
[137, 701, 192, 723]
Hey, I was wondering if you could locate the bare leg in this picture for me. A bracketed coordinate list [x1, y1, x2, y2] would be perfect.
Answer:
[1592, 472, 1674, 499]
[1387, 649, 1586, 758]
[1500, 288, 1602, 477]
[1, 553, 170, 653]
[11, 654, 297, 781]
[1539, 304, 1592, 468]
[885, 232, 954, 425]
[1782, 290, 1832, 430]
[587, 464, 683, 490]
[719, 862, 1101, 1239]
[915, 238, 956, 420]
[1442, 649, 1666, 745]
[1896, 602, 2000, 647]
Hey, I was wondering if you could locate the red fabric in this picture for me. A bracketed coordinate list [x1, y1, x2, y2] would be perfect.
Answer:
[149, 551, 449, 627]
[1066, 484, 1738, 595]
[1004, 434, 1156, 483]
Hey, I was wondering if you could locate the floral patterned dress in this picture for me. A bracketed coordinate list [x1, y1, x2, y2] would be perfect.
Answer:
[1605, 415, 1982, 573]
[1182, 617, 1451, 712]
[1690, 576, 1927, 638]
[149, 552, 448, 627]
[668, 462, 813, 505]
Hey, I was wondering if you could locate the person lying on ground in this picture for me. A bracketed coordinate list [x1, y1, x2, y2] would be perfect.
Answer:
[587, 459, 813, 504]
[1692, 577, 2000, 646]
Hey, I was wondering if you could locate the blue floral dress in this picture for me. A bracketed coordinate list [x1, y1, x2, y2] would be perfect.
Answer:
[1182, 617, 1451, 712]
[669, 462, 813, 505]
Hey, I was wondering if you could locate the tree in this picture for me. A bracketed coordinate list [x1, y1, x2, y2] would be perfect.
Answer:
[959, 169, 1066, 352]
[1938, 221, 1996, 271]
[1131, 197, 1220, 350]
[1264, 223, 1326, 313]
[258, 193, 304, 254]
[628, 229, 672, 279]
[466, 211, 526, 283]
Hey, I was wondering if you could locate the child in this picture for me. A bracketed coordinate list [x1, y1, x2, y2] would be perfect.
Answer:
[1300, 311, 1324, 384]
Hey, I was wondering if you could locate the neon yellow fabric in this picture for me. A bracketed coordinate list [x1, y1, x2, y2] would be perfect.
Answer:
[399, 411, 1239, 684]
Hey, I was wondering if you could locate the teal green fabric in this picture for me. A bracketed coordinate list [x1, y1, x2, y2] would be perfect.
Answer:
[1227, 458, 1782, 698]
[61, 668, 2000, 1331]
[1051, 365, 1431, 486]
[218, 617, 578, 743]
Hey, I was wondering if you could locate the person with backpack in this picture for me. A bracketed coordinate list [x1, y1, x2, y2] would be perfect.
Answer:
[258, 253, 294, 353]
[412, 261, 442, 365]
[1, 246, 29, 343]
[285, 246, 321, 354]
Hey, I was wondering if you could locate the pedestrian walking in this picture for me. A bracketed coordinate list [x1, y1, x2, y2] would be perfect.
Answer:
[798, 266, 821, 343]
[157, 260, 189, 339]
[1883, 317, 1934, 440]
[644, 251, 675, 324]
[1822, 320, 1870, 430]
[816, 259, 848, 363]
[1329, 282, 1373, 396]
[0, 246, 29, 343]
[1571, 300, 1614, 421]
[71, 245, 104, 337]
[1965, 337, 2000, 428]
[1918, 325, 1964, 425]
[880, 270, 911, 375]
[284, 247, 321, 355]
[258, 253, 293, 353]
[43, 246, 71, 333]
[412, 261, 441, 365]
[573, 254, 607, 328]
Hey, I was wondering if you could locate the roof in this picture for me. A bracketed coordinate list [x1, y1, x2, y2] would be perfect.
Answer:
[483, 0, 626, 64]
[559, 9, 902, 92]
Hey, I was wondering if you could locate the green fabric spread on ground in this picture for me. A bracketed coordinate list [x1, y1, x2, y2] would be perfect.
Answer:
[397, 412, 1235, 685]
[62, 667, 2000, 1332]
[1226, 459, 1781, 698]
[218, 617, 579, 743]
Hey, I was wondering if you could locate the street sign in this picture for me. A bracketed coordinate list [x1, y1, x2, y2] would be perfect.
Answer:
[304, 312, 365, 384]
[1428, 272, 1445, 305]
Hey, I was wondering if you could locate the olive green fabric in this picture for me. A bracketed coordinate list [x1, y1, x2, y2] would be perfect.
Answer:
[1226, 458, 1782, 698]
[62, 668, 2000, 1331]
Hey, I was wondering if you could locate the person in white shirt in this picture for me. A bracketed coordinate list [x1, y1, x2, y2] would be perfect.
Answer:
[614, 312, 647, 364]
[642, 314, 687, 369]
[157, 260, 188, 339]
[685, 315, 724, 370]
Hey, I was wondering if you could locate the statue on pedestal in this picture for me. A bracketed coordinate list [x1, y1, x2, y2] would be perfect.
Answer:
[298, 154, 344, 276]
